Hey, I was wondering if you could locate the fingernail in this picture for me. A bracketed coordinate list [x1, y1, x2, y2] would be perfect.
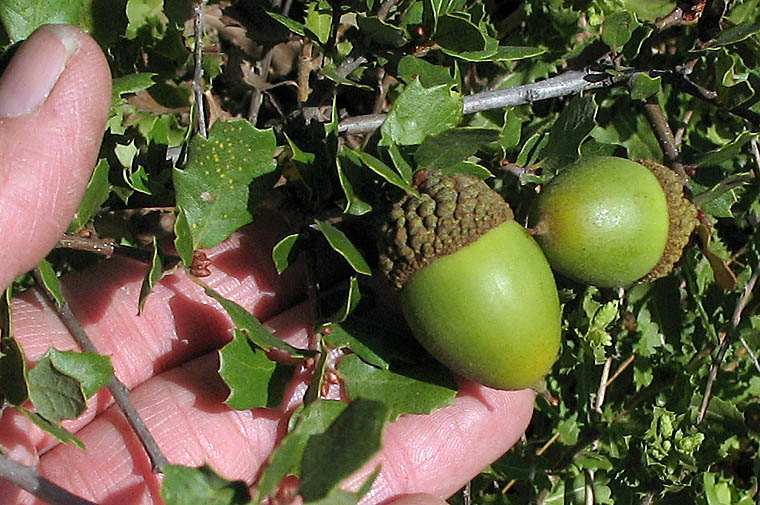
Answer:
[0, 25, 79, 118]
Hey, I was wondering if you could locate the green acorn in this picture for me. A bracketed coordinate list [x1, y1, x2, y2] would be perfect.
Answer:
[378, 171, 561, 390]
[530, 156, 698, 287]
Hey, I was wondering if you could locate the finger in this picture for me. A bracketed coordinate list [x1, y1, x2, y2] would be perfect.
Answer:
[1, 339, 532, 505]
[0, 215, 306, 462]
[0, 25, 111, 290]
[348, 383, 534, 504]
[386, 494, 450, 505]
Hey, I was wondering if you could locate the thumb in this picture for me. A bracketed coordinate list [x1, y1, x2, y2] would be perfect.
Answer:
[0, 24, 111, 290]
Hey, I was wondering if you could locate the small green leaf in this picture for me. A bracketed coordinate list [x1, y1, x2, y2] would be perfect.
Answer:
[432, 14, 486, 53]
[125, 0, 165, 40]
[692, 131, 758, 167]
[303, 468, 379, 505]
[338, 354, 458, 421]
[499, 108, 522, 154]
[352, 149, 418, 196]
[173, 206, 195, 267]
[602, 11, 639, 50]
[112, 73, 156, 103]
[357, 15, 407, 47]
[69, 158, 110, 232]
[18, 406, 83, 448]
[305, 0, 332, 45]
[254, 400, 347, 503]
[386, 143, 414, 185]
[27, 354, 86, 425]
[138, 237, 165, 315]
[397, 55, 455, 87]
[711, 21, 760, 47]
[299, 398, 389, 502]
[218, 329, 280, 410]
[265, 11, 306, 36]
[47, 348, 112, 399]
[0, 289, 27, 406]
[414, 127, 500, 171]
[174, 120, 277, 250]
[325, 277, 361, 325]
[161, 465, 250, 505]
[123, 165, 152, 195]
[314, 220, 372, 276]
[381, 78, 463, 146]
[0, 0, 83, 42]
[272, 233, 302, 275]
[630, 73, 662, 100]
[35, 259, 63, 308]
[542, 94, 598, 169]
[200, 283, 314, 358]
[336, 150, 373, 217]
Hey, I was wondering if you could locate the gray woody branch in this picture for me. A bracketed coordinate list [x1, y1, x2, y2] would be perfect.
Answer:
[0, 454, 97, 505]
[337, 67, 634, 135]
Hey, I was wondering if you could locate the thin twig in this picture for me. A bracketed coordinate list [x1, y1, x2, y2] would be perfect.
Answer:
[606, 354, 635, 387]
[193, 0, 209, 138]
[641, 96, 687, 179]
[31, 269, 169, 473]
[338, 68, 634, 135]
[0, 453, 97, 505]
[248, 0, 293, 124]
[56, 234, 181, 269]
[750, 138, 760, 176]
[698, 265, 760, 423]
[594, 357, 613, 413]
[739, 335, 760, 374]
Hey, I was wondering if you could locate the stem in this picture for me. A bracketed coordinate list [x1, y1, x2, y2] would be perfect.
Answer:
[248, 0, 294, 124]
[698, 265, 760, 423]
[193, 0, 209, 138]
[0, 453, 97, 505]
[640, 96, 687, 180]
[56, 234, 181, 270]
[338, 67, 633, 135]
[31, 269, 169, 473]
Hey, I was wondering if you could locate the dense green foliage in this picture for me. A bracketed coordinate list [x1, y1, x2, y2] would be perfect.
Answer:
[2, 0, 760, 504]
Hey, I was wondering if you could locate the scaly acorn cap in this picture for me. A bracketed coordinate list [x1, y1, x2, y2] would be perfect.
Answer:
[378, 171, 514, 290]
[637, 159, 698, 283]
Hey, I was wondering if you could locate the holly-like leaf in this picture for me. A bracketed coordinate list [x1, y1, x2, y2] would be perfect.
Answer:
[26, 353, 86, 425]
[414, 127, 500, 171]
[0, 0, 83, 42]
[352, 149, 418, 196]
[272, 233, 302, 275]
[46, 348, 112, 399]
[299, 398, 389, 502]
[18, 406, 83, 448]
[173, 206, 194, 267]
[69, 158, 110, 232]
[602, 11, 639, 50]
[112, 73, 156, 104]
[253, 399, 347, 503]
[314, 220, 372, 276]
[0, 288, 27, 406]
[218, 329, 285, 410]
[160, 465, 250, 505]
[542, 94, 598, 170]
[630, 74, 662, 100]
[711, 21, 760, 47]
[138, 237, 165, 315]
[397, 55, 456, 87]
[305, 0, 332, 45]
[433, 14, 486, 54]
[35, 259, 64, 308]
[338, 354, 458, 421]
[174, 120, 277, 250]
[200, 283, 314, 358]
[324, 276, 361, 325]
[381, 78, 463, 146]
[357, 15, 407, 47]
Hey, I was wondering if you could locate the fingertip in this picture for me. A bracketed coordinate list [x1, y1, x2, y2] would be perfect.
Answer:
[0, 24, 111, 290]
[386, 493, 449, 505]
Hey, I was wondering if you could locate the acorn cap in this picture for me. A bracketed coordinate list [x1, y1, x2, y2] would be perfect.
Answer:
[637, 159, 698, 283]
[378, 171, 513, 290]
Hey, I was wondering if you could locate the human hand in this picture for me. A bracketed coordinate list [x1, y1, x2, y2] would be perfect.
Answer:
[0, 25, 534, 505]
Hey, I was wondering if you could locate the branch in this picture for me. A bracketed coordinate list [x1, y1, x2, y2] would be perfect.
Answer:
[338, 68, 634, 135]
[31, 270, 169, 473]
[640, 96, 688, 179]
[0, 453, 97, 505]
[248, 0, 294, 124]
[193, 0, 209, 138]
[698, 264, 760, 423]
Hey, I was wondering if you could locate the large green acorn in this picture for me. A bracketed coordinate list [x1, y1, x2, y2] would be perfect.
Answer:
[378, 171, 561, 390]
[530, 156, 697, 288]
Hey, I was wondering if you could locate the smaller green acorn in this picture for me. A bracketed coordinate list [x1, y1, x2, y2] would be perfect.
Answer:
[530, 156, 697, 288]
[378, 171, 561, 390]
